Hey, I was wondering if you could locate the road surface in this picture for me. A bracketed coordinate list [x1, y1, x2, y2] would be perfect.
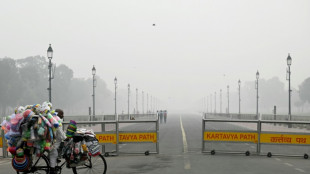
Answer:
[1, 113, 310, 173]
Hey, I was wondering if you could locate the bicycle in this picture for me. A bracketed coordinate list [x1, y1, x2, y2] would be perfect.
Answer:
[14, 137, 107, 174]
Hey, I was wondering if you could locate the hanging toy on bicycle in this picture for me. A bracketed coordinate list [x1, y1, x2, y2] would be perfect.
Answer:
[0, 102, 66, 173]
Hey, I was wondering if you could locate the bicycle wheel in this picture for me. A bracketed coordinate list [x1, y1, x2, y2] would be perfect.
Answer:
[16, 154, 50, 174]
[72, 154, 107, 174]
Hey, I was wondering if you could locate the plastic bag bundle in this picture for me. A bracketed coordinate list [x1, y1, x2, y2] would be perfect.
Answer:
[74, 128, 99, 156]
[62, 128, 99, 167]
[62, 136, 89, 167]
[1, 103, 64, 159]
[84, 136, 100, 156]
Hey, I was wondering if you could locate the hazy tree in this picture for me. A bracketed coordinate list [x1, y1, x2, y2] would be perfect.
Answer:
[0, 55, 115, 116]
[16, 56, 48, 105]
[240, 77, 287, 114]
[299, 77, 310, 103]
[52, 64, 73, 109]
[63, 78, 90, 115]
[0, 58, 22, 114]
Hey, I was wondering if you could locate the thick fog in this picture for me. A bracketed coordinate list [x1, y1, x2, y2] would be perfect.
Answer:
[1, 0, 310, 115]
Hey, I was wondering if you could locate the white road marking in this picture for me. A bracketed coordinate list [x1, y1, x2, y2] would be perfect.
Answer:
[184, 161, 191, 169]
[284, 163, 293, 167]
[180, 116, 188, 153]
[275, 158, 281, 161]
[295, 168, 305, 173]
[180, 116, 191, 170]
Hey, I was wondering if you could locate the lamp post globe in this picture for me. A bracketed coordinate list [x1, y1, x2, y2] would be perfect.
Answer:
[47, 44, 53, 59]
[256, 71, 259, 80]
[287, 53, 292, 66]
[92, 66, 96, 76]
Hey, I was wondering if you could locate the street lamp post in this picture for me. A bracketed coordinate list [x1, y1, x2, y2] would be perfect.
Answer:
[147, 93, 149, 114]
[114, 77, 117, 116]
[210, 94, 213, 114]
[220, 89, 222, 114]
[47, 44, 53, 103]
[92, 66, 96, 118]
[128, 84, 130, 116]
[154, 98, 156, 113]
[207, 96, 209, 113]
[150, 95, 152, 114]
[136, 88, 138, 114]
[227, 85, 230, 114]
[204, 97, 206, 113]
[287, 54, 292, 121]
[142, 91, 144, 114]
[238, 79, 241, 115]
[214, 92, 216, 114]
[255, 71, 259, 120]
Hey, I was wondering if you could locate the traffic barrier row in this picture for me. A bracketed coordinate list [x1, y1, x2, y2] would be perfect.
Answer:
[202, 118, 310, 159]
[205, 112, 310, 122]
[0, 114, 159, 158]
[63, 116, 159, 156]
[64, 114, 158, 122]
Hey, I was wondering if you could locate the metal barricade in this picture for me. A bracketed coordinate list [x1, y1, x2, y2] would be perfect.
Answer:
[64, 115, 115, 122]
[202, 119, 259, 155]
[63, 116, 159, 156]
[202, 118, 310, 158]
[118, 119, 159, 155]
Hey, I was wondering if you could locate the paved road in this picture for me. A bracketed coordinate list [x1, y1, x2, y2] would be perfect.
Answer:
[1, 113, 310, 173]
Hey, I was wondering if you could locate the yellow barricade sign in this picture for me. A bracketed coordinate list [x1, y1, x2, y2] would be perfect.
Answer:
[96, 132, 157, 144]
[0, 137, 3, 148]
[119, 133, 157, 143]
[204, 132, 258, 143]
[96, 134, 117, 144]
[260, 133, 310, 145]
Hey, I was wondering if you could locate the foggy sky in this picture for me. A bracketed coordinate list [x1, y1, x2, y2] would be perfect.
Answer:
[1, 0, 310, 112]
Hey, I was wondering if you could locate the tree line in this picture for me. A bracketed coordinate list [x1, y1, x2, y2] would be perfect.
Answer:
[0, 56, 114, 116]
[217, 75, 310, 115]
[1, 56, 310, 116]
